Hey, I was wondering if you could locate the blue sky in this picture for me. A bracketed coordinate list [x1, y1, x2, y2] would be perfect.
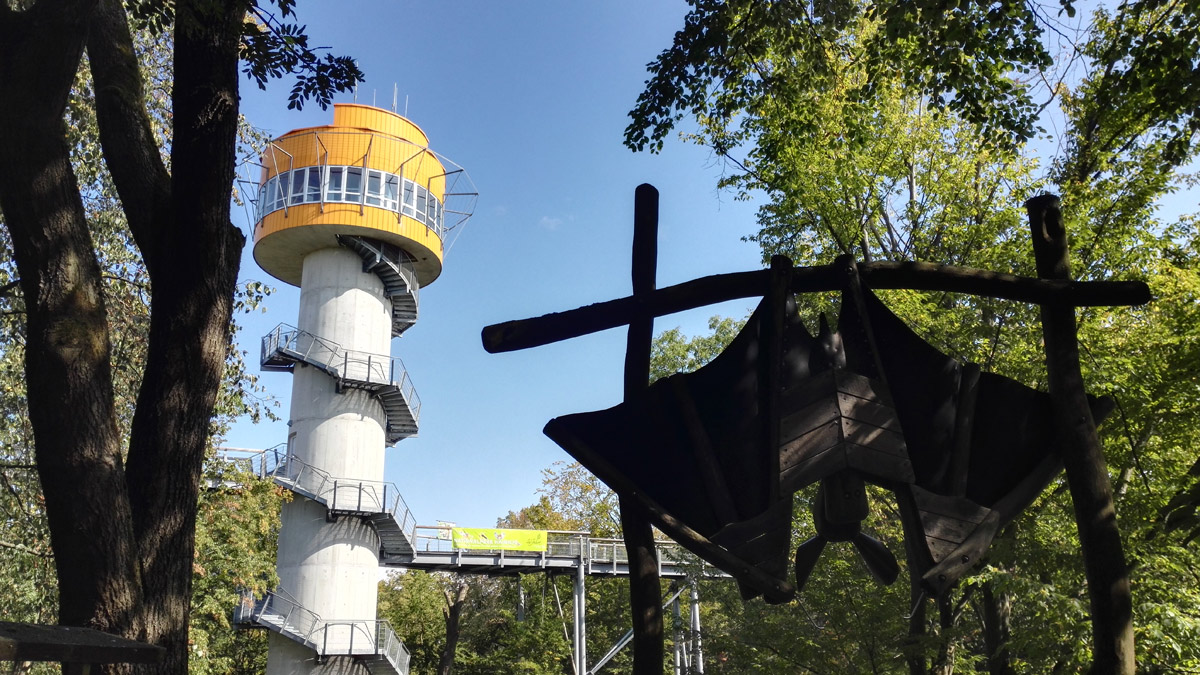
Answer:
[225, 1, 765, 529]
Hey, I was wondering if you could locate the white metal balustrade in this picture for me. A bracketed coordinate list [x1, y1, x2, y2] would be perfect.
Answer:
[235, 590, 411, 675]
[261, 324, 420, 443]
[252, 446, 418, 557]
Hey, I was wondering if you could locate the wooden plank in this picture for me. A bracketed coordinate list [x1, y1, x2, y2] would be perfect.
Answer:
[919, 512, 987, 547]
[780, 369, 838, 411]
[843, 442, 916, 485]
[924, 535, 961, 563]
[668, 377, 739, 525]
[920, 509, 1002, 597]
[833, 369, 895, 407]
[0, 622, 164, 664]
[778, 396, 840, 446]
[780, 438, 849, 494]
[912, 486, 992, 524]
[837, 393, 902, 432]
[779, 422, 843, 473]
[841, 419, 908, 456]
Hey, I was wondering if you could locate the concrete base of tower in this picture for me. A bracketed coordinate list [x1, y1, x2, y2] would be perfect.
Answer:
[275, 498, 382, 618]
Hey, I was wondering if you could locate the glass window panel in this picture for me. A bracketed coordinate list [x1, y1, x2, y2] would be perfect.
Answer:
[345, 168, 362, 202]
[416, 185, 427, 220]
[365, 170, 382, 206]
[289, 170, 305, 204]
[384, 175, 399, 210]
[266, 177, 280, 212]
[307, 168, 321, 201]
[403, 181, 414, 207]
[326, 167, 343, 202]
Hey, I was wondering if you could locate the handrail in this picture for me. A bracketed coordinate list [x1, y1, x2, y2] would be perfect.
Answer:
[406, 528, 695, 563]
[261, 323, 421, 423]
[257, 450, 418, 542]
[237, 591, 411, 674]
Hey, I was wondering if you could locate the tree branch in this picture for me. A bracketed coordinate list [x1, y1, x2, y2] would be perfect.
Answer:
[87, 0, 171, 272]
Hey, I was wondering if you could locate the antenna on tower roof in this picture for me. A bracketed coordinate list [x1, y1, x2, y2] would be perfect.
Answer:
[353, 83, 358, 103]
[372, 90, 377, 107]
[393, 84, 398, 113]
[404, 95, 409, 118]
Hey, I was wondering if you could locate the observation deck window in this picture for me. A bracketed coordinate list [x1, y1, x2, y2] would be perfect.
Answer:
[365, 170, 383, 207]
[344, 168, 363, 203]
[255, 164, 446, 236]
[326, 167, 344, 202]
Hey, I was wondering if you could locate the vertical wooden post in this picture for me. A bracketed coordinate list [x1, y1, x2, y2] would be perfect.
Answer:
[621, 183, 664, 675]
[1026, 195, 1134, 675]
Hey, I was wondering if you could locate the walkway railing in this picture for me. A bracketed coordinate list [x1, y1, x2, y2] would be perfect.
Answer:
[253, 446, 418, 537]
[261, 323, 421, 430]
[236, 590, 411, 674]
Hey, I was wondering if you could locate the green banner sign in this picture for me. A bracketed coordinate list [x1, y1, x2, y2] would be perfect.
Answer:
[451, 527, 548, 552]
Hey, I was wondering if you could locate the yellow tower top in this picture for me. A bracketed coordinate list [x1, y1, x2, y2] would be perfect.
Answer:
[252, 104, 464, 287]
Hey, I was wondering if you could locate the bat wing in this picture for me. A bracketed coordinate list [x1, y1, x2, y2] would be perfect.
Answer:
[544, 294, 816, 603]
[840, 287, 1113, 595]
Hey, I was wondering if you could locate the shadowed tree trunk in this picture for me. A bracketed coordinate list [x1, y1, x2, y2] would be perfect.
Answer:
[0, 0, 247, 672]
[981, 581, 1015, 675]
[439, 581, 469, 675]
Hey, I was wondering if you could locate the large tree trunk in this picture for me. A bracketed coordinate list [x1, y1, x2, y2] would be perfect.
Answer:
[439, 582, 470, 675]
[121, 1, 247, 671]
[0, 0, 144, 642]
[2, 1, 246, 672]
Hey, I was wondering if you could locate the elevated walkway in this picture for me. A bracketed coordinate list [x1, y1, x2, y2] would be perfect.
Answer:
[338, 235, 420, 337]
[261, 324, 420, 443]
[234, 590, 411, 675]
[385, 528, 724, 579]
[216, 447, 725, 580]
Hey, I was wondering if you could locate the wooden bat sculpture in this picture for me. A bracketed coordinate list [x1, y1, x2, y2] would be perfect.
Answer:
[544, 283, 1114, 602]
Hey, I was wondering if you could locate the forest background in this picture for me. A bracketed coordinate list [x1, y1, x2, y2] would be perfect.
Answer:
[2, 0, 1199, 673]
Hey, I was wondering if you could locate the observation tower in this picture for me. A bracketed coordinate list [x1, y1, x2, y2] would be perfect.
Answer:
[244, 103, 473, 675]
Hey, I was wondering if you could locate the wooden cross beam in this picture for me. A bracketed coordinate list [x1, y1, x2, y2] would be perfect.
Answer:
[0, 622, 164, 675]
[482, 259, 1150, 355]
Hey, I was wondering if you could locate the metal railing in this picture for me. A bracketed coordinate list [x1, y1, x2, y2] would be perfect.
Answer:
[408, 528, 694, 565]
[318, 620, 411, 672]
[236, 589, 321, 650]
[237, 591, 411, 674]
[256, 448, 418, 540]
[261, 324, 421, 423]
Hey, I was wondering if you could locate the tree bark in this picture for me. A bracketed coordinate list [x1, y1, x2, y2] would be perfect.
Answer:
[121, 1, 247, 672]
[1026, 195, 1135, 675]
[0, 0, 143, 643]
[2, 1, 247, 673]
[981, 582, 1015, 675]
[439, 582, 469, 675]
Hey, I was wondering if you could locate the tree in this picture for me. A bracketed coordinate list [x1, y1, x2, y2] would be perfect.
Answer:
[0, 0, 359, 671]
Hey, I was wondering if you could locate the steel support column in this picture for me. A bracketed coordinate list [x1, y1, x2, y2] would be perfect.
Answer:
[574, 557, 587, 675]
[689, 581, 704, 674]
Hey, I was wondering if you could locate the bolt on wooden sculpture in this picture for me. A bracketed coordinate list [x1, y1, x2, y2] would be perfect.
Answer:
[482, 186, 1148, 674]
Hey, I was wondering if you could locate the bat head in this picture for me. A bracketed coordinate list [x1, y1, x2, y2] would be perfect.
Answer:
[811, 314, 847, 372]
